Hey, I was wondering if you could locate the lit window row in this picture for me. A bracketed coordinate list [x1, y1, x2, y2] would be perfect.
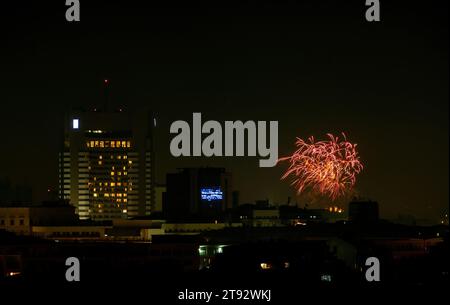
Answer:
[86, 140, 131, 148]
[328, 206, 343, 213]
[110, 171, 128, 176]
[98, 182, 128, 187]
[93, 198, 127, 203]
[99, 193, 127, 197]
[97, 203, 126, 207]
[93, 187, 112, 192]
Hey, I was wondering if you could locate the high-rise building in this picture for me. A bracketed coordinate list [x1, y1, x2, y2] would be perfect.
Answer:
[59, 108, 156, 220]
[164, 167, 232, 221]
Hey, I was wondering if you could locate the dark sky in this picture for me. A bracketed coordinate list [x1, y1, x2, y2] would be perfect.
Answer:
[0, 0, 448, 221]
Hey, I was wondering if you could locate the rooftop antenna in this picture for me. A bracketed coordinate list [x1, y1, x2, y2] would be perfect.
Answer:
[103, 79, 109, 112]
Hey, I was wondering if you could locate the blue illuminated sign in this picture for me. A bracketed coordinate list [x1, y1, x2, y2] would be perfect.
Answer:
[200, 188, 223, 201]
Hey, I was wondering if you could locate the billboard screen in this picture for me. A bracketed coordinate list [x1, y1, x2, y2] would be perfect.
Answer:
[200, 188, 223, 201]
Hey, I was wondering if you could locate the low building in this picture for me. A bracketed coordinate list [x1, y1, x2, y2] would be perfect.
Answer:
[31, 225, 109, 240]
[251, 209, 281, 227]
[0, 202, 77, 236]
[162, 222, 242, 234]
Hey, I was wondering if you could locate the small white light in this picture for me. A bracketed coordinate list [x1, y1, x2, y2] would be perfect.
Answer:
[72, 119, 79, 129]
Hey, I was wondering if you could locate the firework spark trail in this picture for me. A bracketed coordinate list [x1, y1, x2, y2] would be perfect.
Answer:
[278, 133, 363, 200]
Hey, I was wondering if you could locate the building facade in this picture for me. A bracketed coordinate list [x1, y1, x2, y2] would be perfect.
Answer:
[0, 203, 76, 235]
[59, 109, 156, 220]
[164, 168, 232, 221]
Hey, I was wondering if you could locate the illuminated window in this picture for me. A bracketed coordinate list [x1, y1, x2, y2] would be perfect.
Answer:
[127, 141, 130, 148]
[260, 263, 272, 270]
[95, 141, 99, 147]
[118, 155, 121, 160]
[110, 182, 115, 187]
[128, 160, 132, 164]
[111, 193, 115, 197]
[100, 141, 104, 148]
[99, 155, 103, 160]
[123, 172, 127, 176]
[90, 141, 95, 147]
[121, 141, 126, 148]
[116, 141, 120, 147]
[72, 119, 79, 129]
[93, 193, 98, 198]
[123, 198, 127, 203]
[123, 166, 126, 170]
[111, 141, 115, 148]
[118, 172, 122, 176]
[87, 142, 90, 148]
[104, 193, 109, 197]
[124, 155, 127, 159]
[111, 172, 114, 176]
[117, 182, 121, 186]
[98, 161, 102, 165]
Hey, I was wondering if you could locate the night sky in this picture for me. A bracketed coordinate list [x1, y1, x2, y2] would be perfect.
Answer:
[0, 0, 448, 221]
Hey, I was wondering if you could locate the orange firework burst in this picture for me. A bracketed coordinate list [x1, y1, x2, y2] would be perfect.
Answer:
[279, 133, 363, 200]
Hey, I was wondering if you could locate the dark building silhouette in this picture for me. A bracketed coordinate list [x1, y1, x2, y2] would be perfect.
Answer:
[164, 168, 232, 221]
[348, 200, 379, 223]
[0, 178, 32, 205]
[232, 191, 239, 209]
[0, 201, 77, 235]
